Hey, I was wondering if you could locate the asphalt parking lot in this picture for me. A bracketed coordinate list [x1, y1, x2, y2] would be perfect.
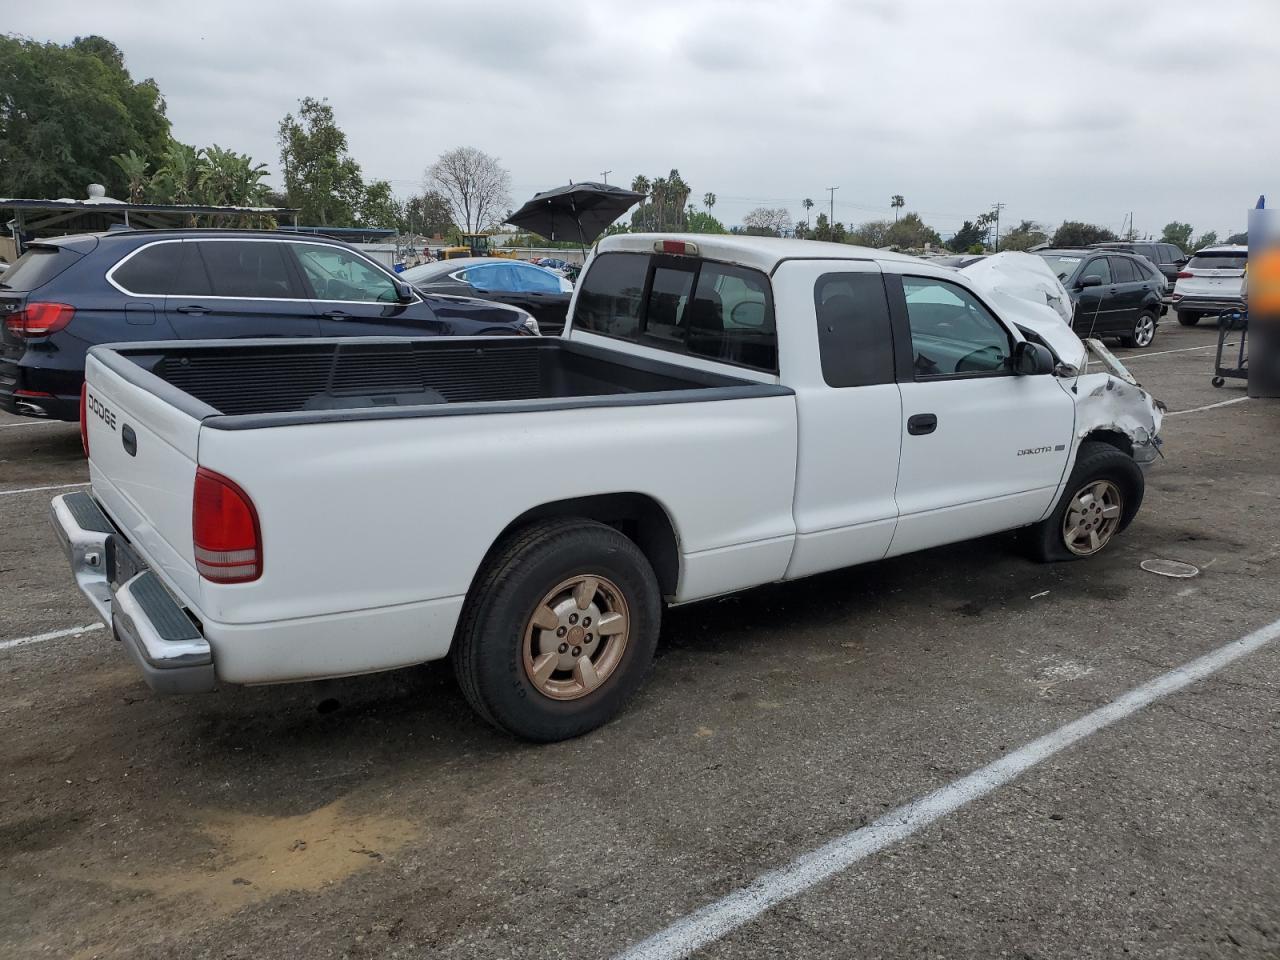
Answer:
[2, 321, 1277, 960]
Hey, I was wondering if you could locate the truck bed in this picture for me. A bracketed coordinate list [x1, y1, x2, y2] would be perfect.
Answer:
[93, 336, 784, 428]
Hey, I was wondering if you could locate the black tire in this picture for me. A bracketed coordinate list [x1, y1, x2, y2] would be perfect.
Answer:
[1024, 441, 1145, 563]
[1176, 311, 1201, 326]
[1118, 309, 1157, 349]
[453, 518, 661, 742]
[1212, 376, 1225, 388]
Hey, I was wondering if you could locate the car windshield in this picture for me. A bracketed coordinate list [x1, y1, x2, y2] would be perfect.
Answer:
[1036, 254, 1084, 281]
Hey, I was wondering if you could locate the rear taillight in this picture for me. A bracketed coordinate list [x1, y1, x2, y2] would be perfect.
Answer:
[193, 467, 262, 583]
[1177, 270, 1195, 278]
[79, 383, 89, 457]
[3, 302, 75, 337]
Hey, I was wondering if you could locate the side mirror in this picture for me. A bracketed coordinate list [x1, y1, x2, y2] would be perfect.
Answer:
[396, 281, 415, 304]
[1078, 274, 1103, 288]
[1012, 340, 1055, 376]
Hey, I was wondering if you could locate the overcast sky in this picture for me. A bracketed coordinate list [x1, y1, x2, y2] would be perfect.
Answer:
[10, 0, 1277, 237]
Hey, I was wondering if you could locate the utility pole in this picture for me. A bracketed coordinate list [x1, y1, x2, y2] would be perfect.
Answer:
[826, 186, 839, 225]
[600, 170, 611, 185]
[992, 201, 1005, 251]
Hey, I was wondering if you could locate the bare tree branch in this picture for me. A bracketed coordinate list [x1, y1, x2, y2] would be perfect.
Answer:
[425, 146, 511, 233]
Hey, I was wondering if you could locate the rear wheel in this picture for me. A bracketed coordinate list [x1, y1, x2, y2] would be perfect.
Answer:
[453, 518, 661, 741]
[1024, 441, 1144, 562]
[1119, 310, 1157, 348]
[1176, 310, 1201, 326]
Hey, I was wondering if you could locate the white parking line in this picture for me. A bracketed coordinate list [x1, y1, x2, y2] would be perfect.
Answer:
[1166, 396, 1251, 418]
[0, 623, 105, 652]
[614, 616, 1280, 960]
[0, 420, 62, 429]
[0, 481, 89, 497]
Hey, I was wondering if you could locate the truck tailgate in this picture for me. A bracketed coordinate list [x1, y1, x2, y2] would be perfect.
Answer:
[83, 352, 204, 606]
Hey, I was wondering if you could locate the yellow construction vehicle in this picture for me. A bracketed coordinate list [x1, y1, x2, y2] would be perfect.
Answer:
[440, 233, 519, 260]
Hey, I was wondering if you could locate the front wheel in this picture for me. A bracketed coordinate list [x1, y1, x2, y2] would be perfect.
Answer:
[1119, 310, 1157, 348]
[452, 518, 661, 741]
[1024, 441, 1144, 562]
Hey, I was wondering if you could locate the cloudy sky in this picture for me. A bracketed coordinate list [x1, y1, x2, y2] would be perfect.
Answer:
[10, 0, 1277, 238]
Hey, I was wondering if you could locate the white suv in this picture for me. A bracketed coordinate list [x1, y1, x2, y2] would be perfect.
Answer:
[1171, 244, 1247, 326]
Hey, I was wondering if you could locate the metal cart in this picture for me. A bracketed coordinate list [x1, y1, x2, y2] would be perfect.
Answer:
[1212, 309, 1248, 387]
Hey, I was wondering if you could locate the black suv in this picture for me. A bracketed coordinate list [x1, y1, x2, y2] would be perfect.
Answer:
[0, 230, 537, 420]
[1036, 249, 1165, 348]
[1088, 240, 1187, 293]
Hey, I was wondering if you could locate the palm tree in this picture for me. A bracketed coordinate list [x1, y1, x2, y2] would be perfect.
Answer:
[703, 192, 716, 210]
[199, 145, 271, 225]
[891, 194, 905, 222]
[631, 174, 650, 230]
[111, 150, 150, 204]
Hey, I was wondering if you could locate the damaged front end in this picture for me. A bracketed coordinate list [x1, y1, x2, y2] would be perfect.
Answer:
[1074, 338, 1165, 468]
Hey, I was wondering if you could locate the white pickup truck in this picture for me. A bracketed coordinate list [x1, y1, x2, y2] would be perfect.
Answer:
[53, 234, 1163, 741]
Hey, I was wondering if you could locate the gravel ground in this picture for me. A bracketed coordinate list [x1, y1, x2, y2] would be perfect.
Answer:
[1, 320, 1277, 959]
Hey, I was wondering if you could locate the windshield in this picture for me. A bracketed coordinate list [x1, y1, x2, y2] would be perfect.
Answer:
[1036, 254, 1083, 281]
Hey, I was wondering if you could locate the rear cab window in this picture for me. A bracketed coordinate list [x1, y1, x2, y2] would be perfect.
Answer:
[574, 252, 777, 373]
[2, 244, 84, 291]
[813, 273, 894, 387]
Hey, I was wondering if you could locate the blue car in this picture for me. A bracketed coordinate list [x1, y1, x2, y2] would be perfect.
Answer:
[0, 229, 538, 421]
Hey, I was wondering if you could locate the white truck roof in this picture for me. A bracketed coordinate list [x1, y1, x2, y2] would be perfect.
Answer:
[597, 233, 922, 274]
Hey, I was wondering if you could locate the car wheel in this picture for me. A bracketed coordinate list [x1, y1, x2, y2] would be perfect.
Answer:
[1119, 310, 1157, 348]
[1177, 311, 1201, 326]
[1024, 441, 1144, 563]
[453, 517, 661, 742]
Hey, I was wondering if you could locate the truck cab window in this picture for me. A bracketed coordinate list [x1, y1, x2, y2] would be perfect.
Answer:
[901, 276, 1011, 378]
[574, 252, 645, 338]
[814, 273, 894, 387]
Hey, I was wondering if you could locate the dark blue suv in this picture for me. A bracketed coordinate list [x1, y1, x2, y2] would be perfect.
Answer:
[0, 229, 538, 420]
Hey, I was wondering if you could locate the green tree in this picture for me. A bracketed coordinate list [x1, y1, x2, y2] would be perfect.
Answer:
[999, 219, 1049, 251]
[277, 97, 364, 226]
[148, 141, 203, 205]
[197, 145, 271, 225]
[1191, 230, 1218, 250]
[890, 194, 905, 222]
[0, 35, 171, 198]
[1160, 221, 1194, 249]
[1051, 221, 1118, 247]
[404, 191, 455, 237]
[948, 221, 985, 252]
[686, 209, 724, 233]
[812, 212, 831, 242]
[885, 212, 941, 250]
[1226, 231, 1248, 245]
[848, 219, 891, 248]
[111, 149, 150, 203]
[359, 179, 403, 229]
[703, 192, 716, 211]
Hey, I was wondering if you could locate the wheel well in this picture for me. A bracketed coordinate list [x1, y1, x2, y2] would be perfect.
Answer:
[1081, 429, 1133, 458]
[486, 493, 680, 597]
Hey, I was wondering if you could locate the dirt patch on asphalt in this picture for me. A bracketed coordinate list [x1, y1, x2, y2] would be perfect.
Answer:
[127, 799, 418, 910]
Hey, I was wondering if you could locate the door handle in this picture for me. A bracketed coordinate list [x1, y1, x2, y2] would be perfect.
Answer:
[174, 305, 209, 315]
[322, 310, 351, 320]
[907, 413, 938, 436]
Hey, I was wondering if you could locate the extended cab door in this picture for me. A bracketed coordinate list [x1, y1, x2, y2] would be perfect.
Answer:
[887, 270, 1074, 556]
[779, 260, 904, 579]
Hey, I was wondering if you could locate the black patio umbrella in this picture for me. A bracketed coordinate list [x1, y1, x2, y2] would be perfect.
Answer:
[505, 182, 645, 247]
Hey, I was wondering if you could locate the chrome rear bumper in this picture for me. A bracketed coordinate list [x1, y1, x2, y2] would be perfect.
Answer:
[49, 492, 215, 694]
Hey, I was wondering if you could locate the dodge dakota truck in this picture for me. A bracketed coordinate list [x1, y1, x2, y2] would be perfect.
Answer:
[52, 234, 1163, 741]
